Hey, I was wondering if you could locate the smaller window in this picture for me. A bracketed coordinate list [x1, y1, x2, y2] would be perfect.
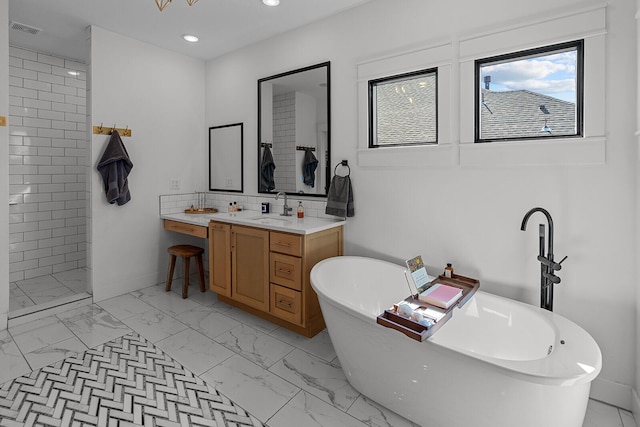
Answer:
[369, 68, 438, 147]
[475, 40, 583, 143]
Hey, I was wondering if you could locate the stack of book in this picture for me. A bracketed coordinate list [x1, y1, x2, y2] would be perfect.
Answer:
[418, 283, 463, 309]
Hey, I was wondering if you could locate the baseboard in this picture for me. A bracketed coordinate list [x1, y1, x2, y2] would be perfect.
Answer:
[633, 388, 640, 424]
[591, 377, 632, 411]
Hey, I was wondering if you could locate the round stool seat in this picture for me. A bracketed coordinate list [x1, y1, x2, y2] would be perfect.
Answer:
[166, 244, 206, 299]
[168, 244, 204, 258]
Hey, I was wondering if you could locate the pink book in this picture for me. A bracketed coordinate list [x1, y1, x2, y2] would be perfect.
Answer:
[418, 283, 462, 309]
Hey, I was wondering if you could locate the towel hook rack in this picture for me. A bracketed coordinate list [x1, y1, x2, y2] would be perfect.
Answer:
[334, 160, 350, 176]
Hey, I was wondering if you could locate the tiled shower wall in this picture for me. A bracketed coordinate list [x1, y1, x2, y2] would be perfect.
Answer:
[8, 46, 87, 282]
[273, 92, 296, 190]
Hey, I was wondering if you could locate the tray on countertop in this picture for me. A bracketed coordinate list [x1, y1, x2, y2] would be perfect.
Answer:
[376, 273, 479, 341]
[184, 208, 218, 214]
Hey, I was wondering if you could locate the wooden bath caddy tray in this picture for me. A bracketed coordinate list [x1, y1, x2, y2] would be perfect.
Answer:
[184, 208, 218, 214]
[377, 273, 479, 342]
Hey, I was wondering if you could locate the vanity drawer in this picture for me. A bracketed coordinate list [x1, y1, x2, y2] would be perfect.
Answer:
[270, 231, 302, 257]
[270, 252, 302, 291]
[270, 284, 302, 325]
[164, 219, 207, 238]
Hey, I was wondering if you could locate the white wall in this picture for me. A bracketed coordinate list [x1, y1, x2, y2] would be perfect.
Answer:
[205, 0, 637, 410]
[89, 26, 205, 302]
[0, 1, 10, 329]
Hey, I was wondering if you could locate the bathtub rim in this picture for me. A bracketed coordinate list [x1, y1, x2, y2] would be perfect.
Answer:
[311, 255, 602, 387]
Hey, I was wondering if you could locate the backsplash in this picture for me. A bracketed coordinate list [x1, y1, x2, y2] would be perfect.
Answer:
[159, 192, 332, 219]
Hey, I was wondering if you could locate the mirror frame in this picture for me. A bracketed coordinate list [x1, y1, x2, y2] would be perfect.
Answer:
[209, 122, 244, 193]
[257, 61, 331, 197]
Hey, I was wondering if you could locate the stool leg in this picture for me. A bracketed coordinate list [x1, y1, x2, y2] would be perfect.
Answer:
[196, 254, 205, 292]
[166, 254, 177, 292]
[182, 256, 190, 299]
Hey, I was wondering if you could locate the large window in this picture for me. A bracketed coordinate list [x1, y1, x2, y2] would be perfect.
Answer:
[475, 40, 583, 143]
[369, 68, 438, 147]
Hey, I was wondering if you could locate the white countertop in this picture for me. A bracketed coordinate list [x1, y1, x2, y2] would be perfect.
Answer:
[161, 210, 345, 235]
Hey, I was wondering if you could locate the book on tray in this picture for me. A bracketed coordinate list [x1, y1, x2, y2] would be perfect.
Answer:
[418, 283, 463, 309]
[405, 255, 435, 294]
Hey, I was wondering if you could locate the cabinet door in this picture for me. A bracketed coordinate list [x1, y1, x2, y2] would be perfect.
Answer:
[209, 221, 231, 296]
[232, 225, 270, 311]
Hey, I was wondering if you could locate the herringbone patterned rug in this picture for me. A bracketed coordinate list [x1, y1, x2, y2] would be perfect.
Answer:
[0, 332, 263, 426]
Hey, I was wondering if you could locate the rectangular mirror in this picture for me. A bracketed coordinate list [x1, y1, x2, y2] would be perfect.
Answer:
[258, 62, 330, 197]
[210, 123, 243, 192]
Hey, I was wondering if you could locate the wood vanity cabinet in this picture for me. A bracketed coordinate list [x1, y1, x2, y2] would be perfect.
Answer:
[208, 220, 343, 337]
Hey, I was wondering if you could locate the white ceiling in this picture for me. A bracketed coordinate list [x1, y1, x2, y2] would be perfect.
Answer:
[8, 0, 372, 63]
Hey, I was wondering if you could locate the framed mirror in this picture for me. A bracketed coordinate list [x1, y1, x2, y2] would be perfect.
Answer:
[210, 123, 243, 192]
[258, 62, 330, 196]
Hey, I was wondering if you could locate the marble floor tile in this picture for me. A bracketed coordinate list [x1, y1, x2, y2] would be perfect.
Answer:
[269, 327, 337, 362]
[52, 268, 88, 293]
[97, 293, 155, 320]
[121, 308, 188, 343]
[56, 304, 131, 348]
[583, 400, 624, 427]
[269, 348, 358, 411]
[173, 306, 241, 339]
[0, 330, 31, 385]
[621, 410, 637, 427]
[14, 275, 61, 292]
[201, 354, 299, 423]
[9, 294, 36, 312]
[267, 391, 368, 427]
[155, 328, 234, 375]
[28, 284, 77, 305]
[214, 324, 295, 369]
[347, 395, 420, 427]
[22, 336, 87, 370]
[222, 307, 281, 334]
[135, 287, 201, 317]
[10, 316, 76, 354]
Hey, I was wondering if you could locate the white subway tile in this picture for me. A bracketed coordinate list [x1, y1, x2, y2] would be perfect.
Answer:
[64, 130, 86, 140]
[23, 175, 51, 184]
[23, 117, 52, 128]
[10, 105, 37, 118]
[23, 156, 51, 166]
[64, 60, 86, 71]
[9, 56, 23, 67]
[23, 136, 52, 147]
[9, 260, 39, 274]
[10, 66, 37, 80]
[50, 102, 76, 113]
[38, 202, 66, 212]
[52, 138, 77, 148]
[24, 248, 53, 261]
[10, 175, 24, 185]
[39, 219, 66, 230]
[9, 86, 38, 99]
[37, 72, 65, 85]
[9, 116, 22, 126]
[38, 237, 65, 249]
[24, 98, 52, 110]
[37, 53, 65, 67]
[24, 266, 54, 278]
[65, 183, 85, 192]
[9, 155, 23, 165]
[38, 91, 65, 103]
[52, 244, 78, 256]
[54, 261, 80, 273]
[52, 120, 77, 131]
[24, 193, 52, 203]
[24, 211, 52, 222]
[24, 79, 52, 92]
[38, 110, 65, 121]
[51, 84, 76, 96]
[51, 174, 77, 183]
[10, 95, 23, 106]
[10, 222, 39, 233]
[38, 128, 65, 138]
[23, 59, 52, 74]
[39, 254, 66, 267]
[52, 209, 78, 220]
[65, 252, 85, 262]
[65, 234, 86, 245]
[52, 157, 77, 166]
[65, 95, 86, 106]
[24, 229, 53, 242]
[10, 47, 37, 60]
[52, 226, 78, 238]
[9, 76, 23, 87]
[9, 241, 38, 253]
[10, 135, 24, 145]
[52, 193, 77, 202]
[38, 183, 65, 192]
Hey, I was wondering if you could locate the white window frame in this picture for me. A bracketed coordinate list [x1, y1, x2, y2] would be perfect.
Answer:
[459, 4, 606, 166]
[357, 40, 454, 168]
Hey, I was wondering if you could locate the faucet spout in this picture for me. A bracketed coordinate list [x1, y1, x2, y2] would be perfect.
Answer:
[521, 207, 565, 312]
[520, 207, 554, 258]
[275, 191, 292, 216]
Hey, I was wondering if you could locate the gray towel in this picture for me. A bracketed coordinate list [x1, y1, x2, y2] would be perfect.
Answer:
[325, 175, 354, 218]
[260, 146, 276, 192]
[302, 149, 318, 187]
[97, 130, 133, 206]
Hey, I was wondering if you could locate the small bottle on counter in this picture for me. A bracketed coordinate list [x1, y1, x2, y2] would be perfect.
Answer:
[297, 201, 304, 218]
[444, 263, 454, 278]
[233, 201, 238, 212]
[228, 202, 233, 213]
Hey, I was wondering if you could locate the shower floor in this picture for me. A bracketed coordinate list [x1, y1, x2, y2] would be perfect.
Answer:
[9, 268, 90, 315]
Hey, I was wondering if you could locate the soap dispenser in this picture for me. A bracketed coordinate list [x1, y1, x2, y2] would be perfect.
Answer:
[297, 201, 304, 218]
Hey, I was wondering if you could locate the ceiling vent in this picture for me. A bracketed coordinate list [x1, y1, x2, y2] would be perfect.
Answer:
[10, 21, 42, 35]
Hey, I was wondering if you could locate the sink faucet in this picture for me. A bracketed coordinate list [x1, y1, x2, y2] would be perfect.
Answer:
[520, 207, 567, 311]
[275, 191, 292, 216]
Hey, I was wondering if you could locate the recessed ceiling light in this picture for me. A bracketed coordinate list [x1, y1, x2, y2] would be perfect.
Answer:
[182, 34, 199, 43]
[262, 0, 279, 6]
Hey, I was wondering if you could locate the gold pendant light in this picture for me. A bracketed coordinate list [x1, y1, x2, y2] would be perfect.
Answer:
[155, 0, 199, 12]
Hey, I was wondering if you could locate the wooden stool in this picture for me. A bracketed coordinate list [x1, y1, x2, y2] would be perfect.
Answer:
[166, 245, 205, 299]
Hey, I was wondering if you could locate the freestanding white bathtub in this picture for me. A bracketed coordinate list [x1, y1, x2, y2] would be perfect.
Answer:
[310, 256, 602, 427]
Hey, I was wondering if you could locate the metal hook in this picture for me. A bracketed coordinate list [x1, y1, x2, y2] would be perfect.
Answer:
[98, 122, 103, 132]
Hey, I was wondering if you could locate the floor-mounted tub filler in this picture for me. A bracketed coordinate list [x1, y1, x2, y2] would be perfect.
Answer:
[310, 256, 602, 427]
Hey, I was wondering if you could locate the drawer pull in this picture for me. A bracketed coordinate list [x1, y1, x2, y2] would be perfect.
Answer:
[274, 241, 291, 247]
[277, 299, 293, 310]
[277, 268, 292, 274]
